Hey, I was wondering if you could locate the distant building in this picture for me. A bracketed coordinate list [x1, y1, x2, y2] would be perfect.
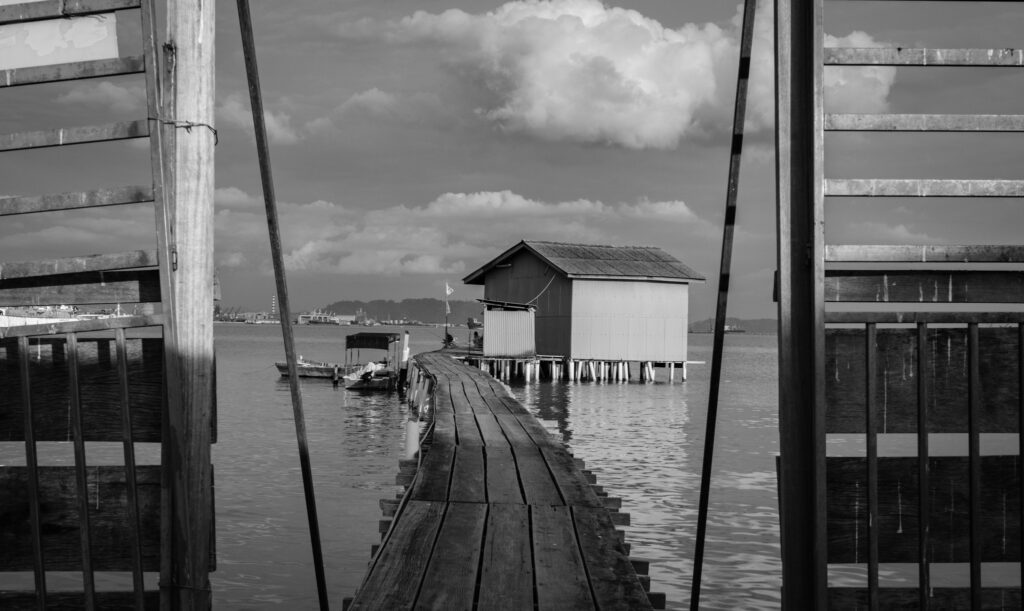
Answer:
[463, 240, 704, 362]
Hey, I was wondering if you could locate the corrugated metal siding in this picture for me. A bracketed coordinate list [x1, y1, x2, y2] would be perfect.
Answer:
[483, 310, 536, 357]
[570, 280, 689, 361]
[483, 250, 571, 356]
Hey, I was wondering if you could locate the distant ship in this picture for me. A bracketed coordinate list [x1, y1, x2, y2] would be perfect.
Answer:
[723, 324, 746, 333]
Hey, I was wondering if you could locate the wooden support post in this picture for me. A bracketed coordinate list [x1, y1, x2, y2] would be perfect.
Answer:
[96, 338, 111, 368]
[669, 362, 675, 382]
[165, 0, 216, 606]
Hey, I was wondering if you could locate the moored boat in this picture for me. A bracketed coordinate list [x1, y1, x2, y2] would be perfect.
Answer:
[275, 356, 352, 379]
[342, 332, 401, 391]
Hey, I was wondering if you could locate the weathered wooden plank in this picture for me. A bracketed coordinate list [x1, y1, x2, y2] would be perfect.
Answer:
[825, 47, 1024, 67]
[495, 414, 539, 449]
[0, 466, 161, 571]
[825, 113, 1024, 132]
[541, 446, 603, 508]
[449, 379, 475, 415]
[17, 335, 46, 601]
[432, 380, 455, 415]
[414, 502, 486, 610]
[0, 120, 149, 152]
[0, 269, 160, 307]
[573, 506, 651, 609]
[0, 186, 154, 216]
[826, 456, 1021, 563]
[968, 324, 982, 607]
[460, 378, 495, 415]
[485, 446, 523, 504]
[515, 446, 563, 506]
[471, 377, 512, 415]
[826, 244, 1024, 263]
[455, 413, 483, 447]
[826, 179, 1024, 198]
[0, 590, 159, 610]
[0, 56, 145, 88]
[478, 503, 533, 610]
[826, 328, 1020, 434]
[476, 413, 509, 447]
[826, 311, 1024, 324]
[0, 0, 140, 26]
[533, 505, 593, 610]
[915, 323, 931, 608]
[1, 250, 158, 280]
[114, 329, 146, 605]
[865, 325, 880, 606]
[0, 315, 162, 339]
[825, 270, 1024, 303]
[448, 446, 486, 503]
[827, 588, 1022, 610]
[349, 500, 445, 610]
[409, 443, 454, 502]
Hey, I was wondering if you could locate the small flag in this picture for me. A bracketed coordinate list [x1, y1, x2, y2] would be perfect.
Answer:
[445, 282, 454, 296]
[445, 300, 451, 315]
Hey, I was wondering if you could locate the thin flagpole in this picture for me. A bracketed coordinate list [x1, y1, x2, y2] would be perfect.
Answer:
[690, 0, 757, 608]
[236, 1, 330, 608]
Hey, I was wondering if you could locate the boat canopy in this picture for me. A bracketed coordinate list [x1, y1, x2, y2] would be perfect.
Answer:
[345, 332, 400, 351]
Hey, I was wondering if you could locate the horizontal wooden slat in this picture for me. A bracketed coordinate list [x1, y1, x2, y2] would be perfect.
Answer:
[0, 313, 163, 339]
[826, 270, 1024, 303]
[0, 185, 153, 216]
[827, 456, 1020, 563]
[0, 269, 161, 306]
[0, 0, 140, 26]
[826, 179, 1024, 197]
[826, 311, 1024, 324]
[826, 327, 1020, 434]
[0, 466, 161, 571]
[1, 250, 158, 280]
[825, 113, 1024, 132]
[826, 245, 1024, 263]
[0, 590, 159, 609]
[0, 56, 145, 88]
[0, 120, 149, 152]
[828, 588, 1022, 610]
[825, 47, 1024, 67]
[0, 336, 163, 441]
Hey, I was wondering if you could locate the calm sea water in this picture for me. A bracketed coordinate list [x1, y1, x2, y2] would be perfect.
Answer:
[2, 324, 781, 609]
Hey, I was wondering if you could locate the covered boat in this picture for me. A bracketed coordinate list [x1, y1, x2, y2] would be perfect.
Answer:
[342, 332, 401, 391]
[274, 355, 347, 379]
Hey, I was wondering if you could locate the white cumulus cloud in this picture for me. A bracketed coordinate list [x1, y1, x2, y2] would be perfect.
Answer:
[217, 93, 301, 145]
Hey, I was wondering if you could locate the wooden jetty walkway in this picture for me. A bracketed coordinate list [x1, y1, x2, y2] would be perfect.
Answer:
[347, 352, 660, 610]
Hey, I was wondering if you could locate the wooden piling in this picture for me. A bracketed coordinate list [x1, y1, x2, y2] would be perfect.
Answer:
[165, 0, 217, 605]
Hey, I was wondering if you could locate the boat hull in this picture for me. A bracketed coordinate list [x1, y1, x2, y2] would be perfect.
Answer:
[275, 361, 347, 378]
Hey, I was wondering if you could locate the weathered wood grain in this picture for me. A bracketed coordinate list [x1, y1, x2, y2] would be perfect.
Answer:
[410, 443, 454, 502]
[0, 250, 158, 280]
[826, 328, 1021, 433]
[825, 270, 1024, 303]
[573, 505, 651, 609]
[454, 413, 483, 447]
[826, 456, 1021, 563]
[0, 0, 140, 26]
[0, 57, 145, 89]
[827, 587, 1022, 610]
[826, 244, 1024, 263]
[0, 186, 153, 216]
[542, 446, 603, 509]
[0, 466, 161, 571]
[448, 447, 486, 503]
[515, 446, 563, 506]
[0, 270, 161, 306]
[414, 502, 486, 610]
[825, 47, 1024, 67]
[0, 120, 149, 152]
[825, 114, 1024, 132]
[349, 500, 444, 610]
[475, 413, 509, 447]
[533, 505, 593, 610]
[478, 503, 533, 610]
[483, 446, 522, 505]
[0, 590, 159, 610]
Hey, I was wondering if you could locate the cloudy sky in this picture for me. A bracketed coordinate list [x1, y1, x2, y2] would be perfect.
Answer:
[2, 0, 1022, 318]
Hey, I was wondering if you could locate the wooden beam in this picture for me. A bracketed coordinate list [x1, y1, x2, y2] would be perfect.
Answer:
[0, 120, 149, 152]
[825, 113, 1024, 132]
[825, 270, 1024, 303]
[826, 245, 1024, 263]
[825, 47, 1024, 67]
[825, 311, 1024, 324]
[0, 186, 154, 216]
[0, 56, 145, 88]
[1, 250, 158, 280]
[0, 592, 159, 608]
[826, 178, 1024, 197]
[0, 269, 161, 306]
[0, 314, 163, 338]
[0, 0, 140, 26]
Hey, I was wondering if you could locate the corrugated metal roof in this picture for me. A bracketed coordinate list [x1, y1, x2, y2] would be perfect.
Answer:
[463, 240, 704, 284]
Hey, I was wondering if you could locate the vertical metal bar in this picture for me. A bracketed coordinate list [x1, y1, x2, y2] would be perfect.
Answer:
[18, 335, 47, 607]
[116, 329, 146, 607]
[967, 323, 981, 608]
[866, 324, 879, 609]
[1019, 322, 1023, 601]
[916, 323, 930, 610]
[236, 2, 329, 608]
[776, 0, 827, 606]
[67, 334, 96, 609]
[690, 0, 757, 607]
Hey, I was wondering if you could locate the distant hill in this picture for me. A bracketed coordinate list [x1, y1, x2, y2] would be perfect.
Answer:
[320, 298, 483, 324]
[689, 317, 777, 334]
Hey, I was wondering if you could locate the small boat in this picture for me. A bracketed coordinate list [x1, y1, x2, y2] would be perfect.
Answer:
[275, 356, 349, 378]
[342, 331, 401, 391]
